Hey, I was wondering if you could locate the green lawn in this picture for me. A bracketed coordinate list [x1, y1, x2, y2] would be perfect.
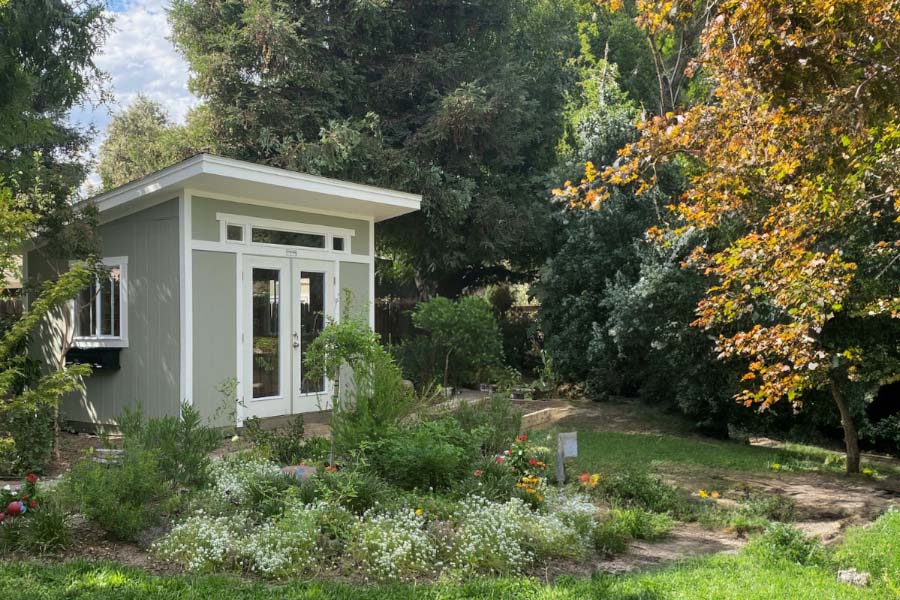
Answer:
[1, 552, 892, 600]
[565, 430, 897, 477]
[4, 511, 899, 600]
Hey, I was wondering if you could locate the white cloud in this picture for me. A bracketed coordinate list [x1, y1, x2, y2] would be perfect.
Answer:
[70, 0, 198, 191]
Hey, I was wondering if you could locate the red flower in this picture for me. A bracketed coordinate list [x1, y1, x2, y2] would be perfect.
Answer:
[495, 456, 505, 464]
[473, 470, 483, 478]
[579, 473, 590, 484]
[529, 457, 537, 466]
[517, 435, 528, 442]
[28, 501, 37, 509]
[25, 474, 37, 484]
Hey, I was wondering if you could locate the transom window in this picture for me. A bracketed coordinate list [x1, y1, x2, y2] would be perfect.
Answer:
[217, 213, 353, 254]
[251, 227, 325, 249]
[73, 257, 128, 347]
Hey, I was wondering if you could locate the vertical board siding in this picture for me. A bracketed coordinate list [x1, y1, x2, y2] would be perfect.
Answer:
[339, 262, 370, 321]
[29, 199, 182, 426]
[191, 250, 237, 427]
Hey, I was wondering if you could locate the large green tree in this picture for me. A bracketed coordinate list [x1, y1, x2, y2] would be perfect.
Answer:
[97, 96, 218, 190]
[167, 0, 578, 296]
[0, 0, 111, 473]
[0, 0, 108, 203]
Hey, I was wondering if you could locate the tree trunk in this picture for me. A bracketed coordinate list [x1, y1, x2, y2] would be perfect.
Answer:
[830, 378, 861, 474]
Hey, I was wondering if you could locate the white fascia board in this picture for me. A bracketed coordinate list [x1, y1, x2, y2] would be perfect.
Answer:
[89, 154, 422, 217]
[93, 156, 206, 213]
[201, 155, 422, 210]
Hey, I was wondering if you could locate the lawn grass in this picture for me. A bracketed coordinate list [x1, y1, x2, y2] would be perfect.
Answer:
[1, 551, 892, 600]
[565, 430, 897, 477]
[4, 513, 899, 600]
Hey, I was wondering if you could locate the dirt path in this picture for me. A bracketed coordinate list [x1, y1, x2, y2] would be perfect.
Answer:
[531, 398, 900, 551]
[601, 523, 745, 574]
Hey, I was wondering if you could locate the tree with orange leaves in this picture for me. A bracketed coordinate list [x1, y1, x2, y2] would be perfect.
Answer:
[559, 0, 900, 472]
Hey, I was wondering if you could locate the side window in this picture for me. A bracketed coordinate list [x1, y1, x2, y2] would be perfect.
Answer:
[73, 258, 128, 347]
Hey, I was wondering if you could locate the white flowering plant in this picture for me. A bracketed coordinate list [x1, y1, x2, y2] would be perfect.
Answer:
[240, 501, 323, 576]
[207, 454, 283, 506]
[449, 496, 534, 574]
[152, 510, 247, 572]
[350, 508, 439, 581]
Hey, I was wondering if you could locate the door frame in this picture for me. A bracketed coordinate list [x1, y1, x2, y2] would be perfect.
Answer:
[240, 253, 336, 421]
[289, 258, 335, 414]
[241, 255, 292, 419]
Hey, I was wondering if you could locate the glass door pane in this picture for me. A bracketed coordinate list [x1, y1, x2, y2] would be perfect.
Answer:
[252, 268, 281, 398]
[299, 271, 325, 393]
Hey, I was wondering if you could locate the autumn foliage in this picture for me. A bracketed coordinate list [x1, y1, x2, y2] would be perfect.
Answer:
[557, 0, 900, 472]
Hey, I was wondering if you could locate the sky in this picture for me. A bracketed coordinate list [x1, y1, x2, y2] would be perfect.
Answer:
[70, 0, 197, 189]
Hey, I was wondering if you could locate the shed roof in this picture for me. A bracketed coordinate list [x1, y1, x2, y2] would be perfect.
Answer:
[90, 154, 421, 224]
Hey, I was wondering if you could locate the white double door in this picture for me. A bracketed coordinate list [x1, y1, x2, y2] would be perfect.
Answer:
[242, 255, 335, 419]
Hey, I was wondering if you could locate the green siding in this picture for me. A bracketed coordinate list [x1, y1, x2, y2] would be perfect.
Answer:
[340, 262, 370, 321]
[192, 196, 370, 255]
[192, 250, 237, 427]
[29, 198, 181, 425]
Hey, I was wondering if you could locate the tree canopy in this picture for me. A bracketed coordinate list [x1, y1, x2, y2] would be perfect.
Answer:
[0, 0, 111, 474]
[558, 0, 900, 472]
[165, 0, 579, 296]
[97, 96, 217, 190]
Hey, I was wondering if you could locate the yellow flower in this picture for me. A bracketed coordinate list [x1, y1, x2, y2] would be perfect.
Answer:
[710, 491, 720, 499]
[862, 467, 874, 476]
[415, 508, 423, 516]
[770, 463, 782, 471]
[589, 474, 601, 488]
[697, 489, 709, 499]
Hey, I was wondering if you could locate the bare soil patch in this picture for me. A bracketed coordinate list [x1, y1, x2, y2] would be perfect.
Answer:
[601, 523, 744, 574]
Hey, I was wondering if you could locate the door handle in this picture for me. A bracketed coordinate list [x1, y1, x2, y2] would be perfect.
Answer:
[292, 332, 300, 348]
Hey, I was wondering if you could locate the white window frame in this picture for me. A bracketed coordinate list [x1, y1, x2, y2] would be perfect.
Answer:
[71, 256, 129, 348]
[216, 213, 353, 256]
[224, 222, 247, 244]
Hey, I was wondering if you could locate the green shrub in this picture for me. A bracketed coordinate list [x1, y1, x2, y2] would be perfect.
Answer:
[591, 517, 631, 557]
[314, 461, 390, 514]
[398, 296, 504, 389]
[243, 415, 320, 465]
[743, 491, 795, 522]
[452, 456, 520, 502]
[381, 491, 462, 520]
[62, 447, 169, 541]
[611, 507, 673, 540]
[0, 403, 54, 476]
[0, 475, 70, 553]
[744, 523, 827, 567]
[119, 402, 221, 488]
[370, 418, 480, 490]
[304, 315, 420, 452]
[601, 470, 688, 515]
[697, 491, 794, 534]
[333, 347, 420, 452]
[453, 395, 522, 455]
[15, 495, 72, 554]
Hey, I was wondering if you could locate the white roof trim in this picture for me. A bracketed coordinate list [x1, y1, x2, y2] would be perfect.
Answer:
[88, 154, 422, 216]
